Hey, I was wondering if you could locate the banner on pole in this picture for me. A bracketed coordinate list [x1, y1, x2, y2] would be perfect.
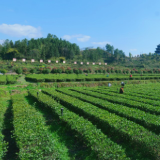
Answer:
[31, 59, 35, 62]
[13, 58, 16, 62]
[22, 59, 26, 62]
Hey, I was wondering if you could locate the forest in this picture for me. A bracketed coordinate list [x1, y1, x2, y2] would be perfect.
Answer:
[0, 33, 126, 62]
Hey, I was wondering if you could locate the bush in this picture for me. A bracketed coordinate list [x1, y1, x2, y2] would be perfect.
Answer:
[30, 68, 36, 74]
[75, 70, 79, 75]
[79, 69, 83, 74]
[42, 69, 51, 74]
[111, 70, 115, 73]
[68, 69, 73, 74]
[0, 69, 7, 75]
[57, 69, 62, 74]
[51, 67, 57, 74]
[15, 68, 22, 74]
[23, 68, 28, 73]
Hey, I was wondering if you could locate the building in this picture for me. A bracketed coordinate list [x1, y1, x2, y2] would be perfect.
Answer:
[155, 44, 160, 54]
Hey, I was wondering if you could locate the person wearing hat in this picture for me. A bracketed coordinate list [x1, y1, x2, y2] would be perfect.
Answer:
[120, 82, 124, 94]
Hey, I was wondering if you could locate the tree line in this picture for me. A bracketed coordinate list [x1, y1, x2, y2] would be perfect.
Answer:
[0, 33, 126, 62]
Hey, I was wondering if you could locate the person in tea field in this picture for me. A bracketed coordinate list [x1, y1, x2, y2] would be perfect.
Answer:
[108, 83, 111, 87]
[120, 82, 124, 94]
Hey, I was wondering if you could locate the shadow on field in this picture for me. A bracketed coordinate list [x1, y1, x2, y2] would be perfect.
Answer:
[25, 95, 97, 160]
[2, 100, 19, 160]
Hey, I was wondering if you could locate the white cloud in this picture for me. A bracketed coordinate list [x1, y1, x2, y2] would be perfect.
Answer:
[62, 35, 73, 40]
[0, 39, 5, 45]
[130, 49, 137, 52]
[62, 34, 91, 42]
[0, 24, 42, 38]
[77, 35, 90, 42]
[92, 41, 111, 46]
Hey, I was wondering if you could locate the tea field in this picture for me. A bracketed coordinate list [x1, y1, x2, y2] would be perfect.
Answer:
[0, 83, 160, 160]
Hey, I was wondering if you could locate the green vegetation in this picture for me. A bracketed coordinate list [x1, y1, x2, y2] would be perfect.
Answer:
[29, 90, 129, 160]
[0, 74, 160, 159]
[0, 100, 8, 159]
[25, 73, 160, 83]
[1, 34, 160, 72]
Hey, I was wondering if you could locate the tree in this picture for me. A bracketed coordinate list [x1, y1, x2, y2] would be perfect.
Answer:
[114, 49, 120, 61]
[59, 57, 65, 63]
[47, 33, 53, 39]
[5, 48, 19, 59]
[129, 52, 132, 58]
[106, 44, 114, 55]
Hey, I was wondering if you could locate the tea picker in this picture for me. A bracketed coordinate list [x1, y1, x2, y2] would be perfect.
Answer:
[120, 82, 124, 94]
[108, 83, 111, 87]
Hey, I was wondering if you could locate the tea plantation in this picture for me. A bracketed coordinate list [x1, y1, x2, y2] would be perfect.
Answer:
[0, 82, 160, 160]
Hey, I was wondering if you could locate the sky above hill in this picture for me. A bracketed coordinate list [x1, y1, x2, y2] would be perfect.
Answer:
[0, 0, 160, 56]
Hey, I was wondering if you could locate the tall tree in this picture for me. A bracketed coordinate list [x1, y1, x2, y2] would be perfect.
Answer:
[106, 44, 114, 55]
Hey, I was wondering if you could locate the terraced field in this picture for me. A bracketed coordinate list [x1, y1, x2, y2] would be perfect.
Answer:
[0, 83, 160, 159]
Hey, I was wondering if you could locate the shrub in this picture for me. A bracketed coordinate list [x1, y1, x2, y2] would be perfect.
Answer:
[0, 69, 7, 75]
[75, 70, 79, 75]
[57, 68, 62, 74]
[51, 67, 57, 74]
[15, 68, 22, 74]
[38, 68, 43, 73]
[79, 69, 83, 74]
[30, 68, 36, 74]
[68, 69, 73, 74]
[22, 68, 28, 73]
[42, 69, 51, 74]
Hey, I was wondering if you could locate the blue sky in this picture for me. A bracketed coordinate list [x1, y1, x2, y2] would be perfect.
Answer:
[0, 0, 160, 56]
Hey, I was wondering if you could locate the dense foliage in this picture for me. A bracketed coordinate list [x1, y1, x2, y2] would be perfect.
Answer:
[11, 94, 60, 159]
[43, 89, 160, 159]
[0, 34, 126, 62]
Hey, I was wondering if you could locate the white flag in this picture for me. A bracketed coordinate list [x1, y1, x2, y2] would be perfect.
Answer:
[13, 58, 16, 62]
